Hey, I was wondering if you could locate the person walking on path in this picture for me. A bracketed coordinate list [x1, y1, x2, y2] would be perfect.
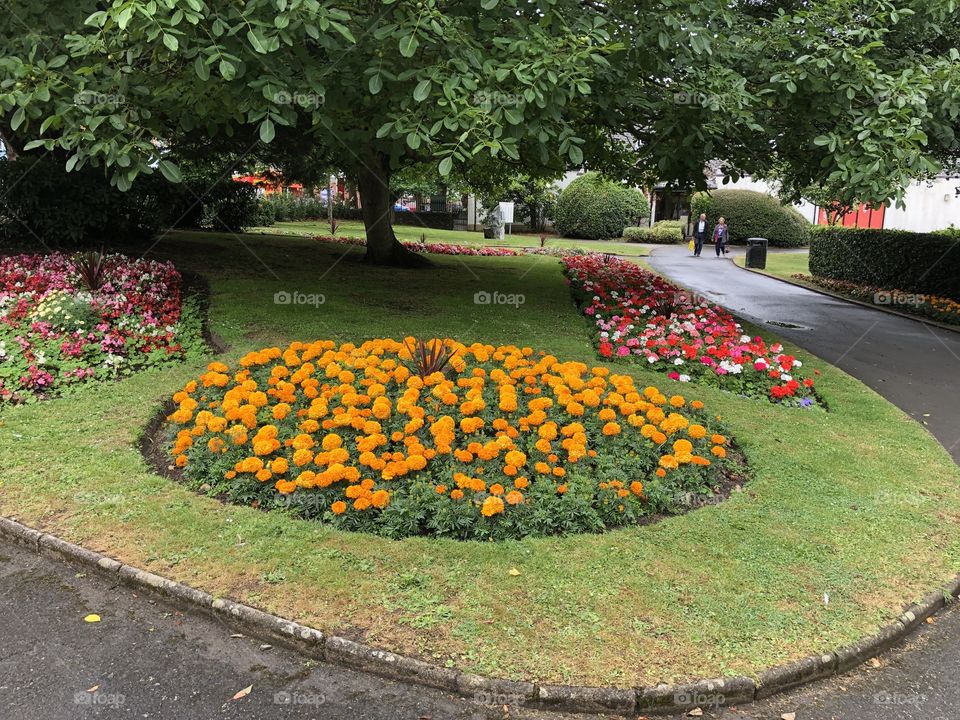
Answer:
[693, 213, 708, 257]
[713, 217, 729, 256]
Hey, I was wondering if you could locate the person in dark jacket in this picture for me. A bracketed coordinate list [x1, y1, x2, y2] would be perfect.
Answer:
[692, 213, 708, 256]
[713, 217, 729, 256]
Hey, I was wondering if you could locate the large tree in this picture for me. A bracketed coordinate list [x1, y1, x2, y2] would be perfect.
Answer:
[2, 0, 959, 264]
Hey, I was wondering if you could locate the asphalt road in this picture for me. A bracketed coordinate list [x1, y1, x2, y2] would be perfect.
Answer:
[647, 245, 960, 462]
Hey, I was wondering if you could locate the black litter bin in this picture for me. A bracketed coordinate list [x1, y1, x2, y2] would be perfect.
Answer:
[745, 237, 768, 269]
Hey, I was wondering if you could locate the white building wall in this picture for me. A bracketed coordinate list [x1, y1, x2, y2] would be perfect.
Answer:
[884, 178, 960, 232]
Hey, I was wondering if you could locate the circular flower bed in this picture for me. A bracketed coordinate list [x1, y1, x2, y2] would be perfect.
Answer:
[165, 339, 737, 540]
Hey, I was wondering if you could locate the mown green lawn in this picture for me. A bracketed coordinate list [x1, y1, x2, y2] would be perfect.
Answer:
[247, 219, 652, 257]
[1, 232, 958, 688]
[736, 250, 810, 280]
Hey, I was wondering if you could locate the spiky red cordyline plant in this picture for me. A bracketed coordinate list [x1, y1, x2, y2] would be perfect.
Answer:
[403, 337, 457, 379]
[73, 249, 108, 292]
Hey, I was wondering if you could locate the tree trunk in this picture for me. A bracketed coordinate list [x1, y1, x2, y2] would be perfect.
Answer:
[356, 155, 430, 267]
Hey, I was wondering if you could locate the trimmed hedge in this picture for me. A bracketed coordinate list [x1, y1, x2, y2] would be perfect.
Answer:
[690, 189, 811, 247]
[553, 172, 646, 240]
[0, 156, 166, 247]
[809, 227, 960, 299]
[623, 220, 684, 244]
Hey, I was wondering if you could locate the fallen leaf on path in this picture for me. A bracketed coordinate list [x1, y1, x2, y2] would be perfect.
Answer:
[926, 617, 934, 624]
[687, 708, 703, 717]
[232, 685, 253, 700]
[83, 614, 101, 623]
[86, 685, 99, 693]
[230, 633, 244, 638]
[781, 713, 796, 720]
[508, 567, 521, 576]
[868, 658, 881, 668]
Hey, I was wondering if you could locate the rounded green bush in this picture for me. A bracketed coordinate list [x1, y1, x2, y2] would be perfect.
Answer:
[690, 189, 811, 247]
[553, 172, 647, 240]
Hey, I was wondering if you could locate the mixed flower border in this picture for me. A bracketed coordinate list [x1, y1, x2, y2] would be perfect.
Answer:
[793, 273, 960, 327]
[312, 234, 524, 257]
[563, 254, 820, 406]
[0, 251, 205, 403]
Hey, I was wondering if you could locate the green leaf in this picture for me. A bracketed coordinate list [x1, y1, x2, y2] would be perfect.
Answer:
[503, 107, 523, 124]
[260, 118, 276, 143]
[413, 79, 431, 102]
[194, 56, 210, 81]
[247, 29, 267, 54]
[438, 156, 453, 176]
[369, 74, 383, 95]
[219, 59, 236, 80]
[406, 132, 421, 150]
[163, 33, 179, 52]
[329, 21, 355, 43]
[399, 34, 419, 58]
[568, 144, 583, 165]
[22, 139, 47, 151]
[481, 0, 499, 8]
[10, 108, 25, 132]
[158, 159, 183, 183]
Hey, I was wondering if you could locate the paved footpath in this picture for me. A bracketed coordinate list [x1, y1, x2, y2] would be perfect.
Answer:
[647, 245, 960, 463]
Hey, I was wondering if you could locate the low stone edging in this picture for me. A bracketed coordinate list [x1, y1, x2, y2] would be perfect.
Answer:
[1, 514, 956, 716]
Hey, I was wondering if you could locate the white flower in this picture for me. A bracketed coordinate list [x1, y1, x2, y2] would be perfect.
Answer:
[740, 334, 751, 343]
[780, 373, 793, 382]
[719, 360, 743, 375]
[678, 374, 691, 382]
[793, 360, 803, 368]
[673, 358, 684, 365]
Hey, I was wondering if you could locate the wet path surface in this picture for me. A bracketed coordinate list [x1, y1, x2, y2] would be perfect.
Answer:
[648, 245, 960, 462]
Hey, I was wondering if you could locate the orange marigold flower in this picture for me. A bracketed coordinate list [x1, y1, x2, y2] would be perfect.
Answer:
[450, 489, 465, 500]
[514, 476, 529, 489]
[505, 490, 524, 505]
[435, 484, 448, 494]
[711, 434, 727, 445]
[669, 395, 685, 408]
[490, 483, 505, 496]
[602, 421, 621, 436]
[691, 400, 705, 410]
[371, 489, 390, 509]
[331, 501, 347, 515]
[556, 483, 568, 494]
[630, 481, 644, 495]
[711, 445, 727, 458]
[481, 496, 505, 517]
[655, 468, 667, 478]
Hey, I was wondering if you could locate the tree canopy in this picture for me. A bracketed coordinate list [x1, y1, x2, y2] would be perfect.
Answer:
[2, 0, 959, 263]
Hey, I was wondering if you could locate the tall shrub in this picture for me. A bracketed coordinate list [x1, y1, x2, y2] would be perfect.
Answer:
[553, 172, 646, 240]
[690, 189, 811, 247]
